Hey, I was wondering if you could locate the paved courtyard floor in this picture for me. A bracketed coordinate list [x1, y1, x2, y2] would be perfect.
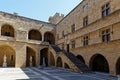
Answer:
[0, 67, 118, 80]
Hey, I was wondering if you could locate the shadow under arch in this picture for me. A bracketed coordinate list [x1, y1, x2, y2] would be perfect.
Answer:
[56, 57, 62, 67]
[76, 55, 85, 64]
[89, 54, 109, 73]
[0, 45, 16, 67]
[116, 57, 120, 74]
[26, 46, 36, 67]
[44, 31, 55, 44]
[40, 48, 48, 67]
[28, 29, 42, 41]
[64, 63, 70, 69]
[1, 24, 15, 37]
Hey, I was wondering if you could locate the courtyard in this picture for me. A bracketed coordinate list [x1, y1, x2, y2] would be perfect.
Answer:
[0, 67, 118, 80]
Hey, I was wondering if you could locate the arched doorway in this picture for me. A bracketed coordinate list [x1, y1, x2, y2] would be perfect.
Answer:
[28, 29, 42, 41]
[116, 58, 120, 74]
[49, 52, 55, 66]
[1, 24, 15, 37]
[44, 32, 55, 44]
[0, 45, 15, 67]
[26, 47, 36, 67]
[56, 57, 62, 67]
[40, 48, 48, 67]
[90, 54, 109, 73]
[64, 63, 70, 69]
[76, 55, 85, 63]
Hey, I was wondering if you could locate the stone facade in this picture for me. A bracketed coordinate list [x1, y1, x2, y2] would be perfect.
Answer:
[0, 0, 120, 76]
[0, 11, 55, 68]
[56, 0, 120, 75]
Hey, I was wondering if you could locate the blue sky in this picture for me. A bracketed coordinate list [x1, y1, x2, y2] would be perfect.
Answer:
[0, 0, 82, 22]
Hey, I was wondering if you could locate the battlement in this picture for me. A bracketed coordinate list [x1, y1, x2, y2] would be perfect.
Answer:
[49, 13, 64, 24]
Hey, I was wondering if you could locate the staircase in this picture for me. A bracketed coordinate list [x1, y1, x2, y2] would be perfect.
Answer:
[50, 45, 62, 52]
[50, 45, 92, 73]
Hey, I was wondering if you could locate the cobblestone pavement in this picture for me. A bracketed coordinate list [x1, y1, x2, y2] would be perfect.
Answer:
[0, 67, 118, 80]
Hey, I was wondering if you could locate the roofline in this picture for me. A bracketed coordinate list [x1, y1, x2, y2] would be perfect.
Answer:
[56, 0, 84, 25]
[0, 11, 55, 26]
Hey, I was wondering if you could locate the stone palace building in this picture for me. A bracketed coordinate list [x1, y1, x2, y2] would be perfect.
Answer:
[0, 0, 120, 76]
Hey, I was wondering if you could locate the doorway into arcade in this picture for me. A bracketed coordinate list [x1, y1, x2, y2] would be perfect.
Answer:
[40, 48, 48, 67]
[26, 47, 36, 67]
[0, 45, 15, 67]
[90, 54, 109, 73]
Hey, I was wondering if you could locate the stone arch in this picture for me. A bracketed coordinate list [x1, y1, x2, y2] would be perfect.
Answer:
[1, 24, 15, 37]
[28, 29, 42, 41]
[64, 63, 70, 69]
[116, 57, 120, 74]
[40, 48, 48, 67]
[89, 54, 109, 73]
[49, 52, 55, 66]
[56, 57, 62, 67]
[26, 46, 36, 67]
[0, 45, 15, 67]
[44, 32, 55, 44]
[76, 55, 85, 64]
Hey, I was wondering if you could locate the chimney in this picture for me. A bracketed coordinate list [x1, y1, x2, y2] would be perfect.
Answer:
[13, 12, 18, 16]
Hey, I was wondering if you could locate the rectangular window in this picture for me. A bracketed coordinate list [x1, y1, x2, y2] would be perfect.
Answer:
[83, 4, 88, 12]
[102, 3, 110, 17]
[71, 24, 75, 33]
[71, 40, 75, 48]
[83, 36, 89, 46]
[102, 29, 111, 42]
[83, 16, 88, 27]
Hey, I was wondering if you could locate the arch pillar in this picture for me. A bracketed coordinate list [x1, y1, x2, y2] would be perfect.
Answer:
[42, 34, 44, 42]
[15, 43, 26, 68]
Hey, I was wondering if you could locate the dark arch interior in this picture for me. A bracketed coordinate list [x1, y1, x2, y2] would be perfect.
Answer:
[64, 63, 70, 69]
[56, 57, 62, 67]
[40, 48, 48, 67]
[26, 47, 36, 67]
[116, 58, 120, 74]
[1, 24, 14, 37]
[90, 54, 109, 73]
[76, 55, 85, 63]
[44, 32, 55, 44]
[0, 45, 15, 67]
[28, 30, 42, 41]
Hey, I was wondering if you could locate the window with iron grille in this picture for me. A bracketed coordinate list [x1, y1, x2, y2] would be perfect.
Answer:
[71, 24, 75, 33]
[102, 3, 110, 17]
[83, 16, 88, 27]
[71, 40, 75, 48]
[83, 36, 89, 46]
[102, 29, 111, 42]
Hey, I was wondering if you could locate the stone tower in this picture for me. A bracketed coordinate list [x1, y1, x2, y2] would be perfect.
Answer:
[49, 13, 64, 24]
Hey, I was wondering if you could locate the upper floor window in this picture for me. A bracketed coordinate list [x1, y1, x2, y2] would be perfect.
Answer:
[83, 4, 88, 12]
[102, 29, 111, 42]
[102, 3, 110, 17]
[29, 29, 42, 41]
[1, 24, 15, 37]
[71, 40, 75, 48]
[71, 24, 75, 33]
[83, 36, 89, 46]
[83, 16, 88, 27]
